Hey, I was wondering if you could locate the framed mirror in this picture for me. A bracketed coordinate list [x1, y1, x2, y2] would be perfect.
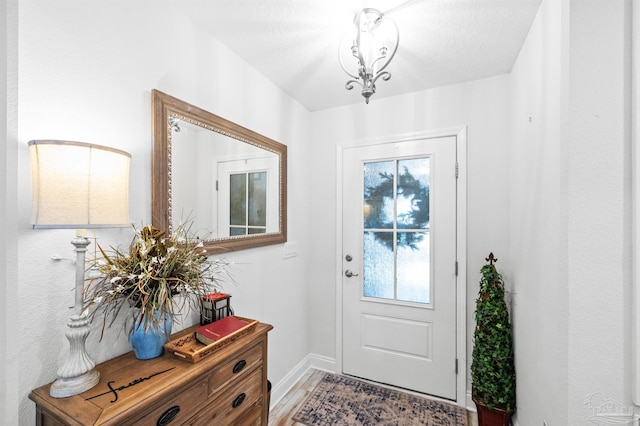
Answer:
[151, 89, 287, 253]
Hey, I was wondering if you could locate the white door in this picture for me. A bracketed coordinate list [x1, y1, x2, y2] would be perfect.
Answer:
[342, 136, 458, 400]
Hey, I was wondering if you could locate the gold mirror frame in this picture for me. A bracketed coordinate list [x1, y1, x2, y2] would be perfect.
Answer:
[151, 89, 287, 253]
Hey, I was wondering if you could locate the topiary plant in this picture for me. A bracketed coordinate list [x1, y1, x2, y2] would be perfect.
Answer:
[471, 253, 516, 420]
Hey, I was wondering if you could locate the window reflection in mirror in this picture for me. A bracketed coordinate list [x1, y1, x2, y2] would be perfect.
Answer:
[171, 119, 279, 240]
[152, 89, 287, 253]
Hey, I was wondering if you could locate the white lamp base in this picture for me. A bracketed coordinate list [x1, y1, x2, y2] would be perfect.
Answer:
[50, 369, 100, 398]
[49, 313, 100, 398]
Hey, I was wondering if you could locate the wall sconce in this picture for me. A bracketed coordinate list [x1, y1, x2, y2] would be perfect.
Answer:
[29, 140, 131, 398]
[339, 8, 399, 104]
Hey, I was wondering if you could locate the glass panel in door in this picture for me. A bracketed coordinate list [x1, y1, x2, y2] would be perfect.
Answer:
[229, 171, 267, 236]
[362, 157, 431, 304]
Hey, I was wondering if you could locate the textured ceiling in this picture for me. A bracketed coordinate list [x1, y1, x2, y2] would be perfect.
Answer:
[175, 0, 542, 111]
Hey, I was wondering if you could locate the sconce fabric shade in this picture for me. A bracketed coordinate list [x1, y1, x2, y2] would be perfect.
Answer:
[29, 140, 131, 229]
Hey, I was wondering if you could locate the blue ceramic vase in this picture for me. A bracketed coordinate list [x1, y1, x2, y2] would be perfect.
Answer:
[129, 310, 172, 360]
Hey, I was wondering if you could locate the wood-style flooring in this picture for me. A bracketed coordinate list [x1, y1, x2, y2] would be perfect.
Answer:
[268, 368, 324, 426]
[267, 369, 478, 426]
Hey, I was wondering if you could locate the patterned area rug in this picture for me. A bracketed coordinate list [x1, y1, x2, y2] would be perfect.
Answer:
[292, 372, 467, 425]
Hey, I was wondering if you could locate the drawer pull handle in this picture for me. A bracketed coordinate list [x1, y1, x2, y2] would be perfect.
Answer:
[157, 405, 180, 425]
[233, 359, 247, 374]
[232, 393, 246, 409]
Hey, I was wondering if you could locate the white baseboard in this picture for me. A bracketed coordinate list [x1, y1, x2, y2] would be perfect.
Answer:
[269, 353, 336, 408]
[308, 353, 336, 372]
[467, 390, 476, 412]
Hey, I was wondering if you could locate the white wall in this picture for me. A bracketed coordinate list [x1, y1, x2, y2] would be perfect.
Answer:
[566, 0, 631, 423]
[11, 1, 311, 424]
[2, 0, 20, 425]
[1, 0, 8, 418]
[307, 75, 512, 399]
[634, 0, 640, 408]
[509, 0, 569, 423]
[509, 0, 632, 424]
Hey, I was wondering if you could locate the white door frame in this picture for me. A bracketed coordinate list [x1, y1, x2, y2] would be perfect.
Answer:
[335, 126, 468, 407]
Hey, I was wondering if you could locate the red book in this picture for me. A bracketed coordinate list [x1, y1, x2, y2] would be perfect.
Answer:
[195, 316, 249, 345]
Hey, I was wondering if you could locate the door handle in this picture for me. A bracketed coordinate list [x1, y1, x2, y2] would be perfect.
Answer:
[345, 270, 359, 277]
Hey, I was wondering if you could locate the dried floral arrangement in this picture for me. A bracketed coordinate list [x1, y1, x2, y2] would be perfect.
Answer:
[84, 223, 229, 338]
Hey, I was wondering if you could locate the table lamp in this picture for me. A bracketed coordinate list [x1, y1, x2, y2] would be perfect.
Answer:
[29, 140, 131, 398]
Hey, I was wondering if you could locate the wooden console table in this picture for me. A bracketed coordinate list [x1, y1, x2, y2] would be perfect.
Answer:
[30, 322, 272, 425]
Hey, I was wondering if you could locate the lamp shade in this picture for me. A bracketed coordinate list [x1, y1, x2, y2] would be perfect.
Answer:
[29, 140, 131, 228]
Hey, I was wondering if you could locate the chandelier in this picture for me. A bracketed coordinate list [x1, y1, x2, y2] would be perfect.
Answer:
[339, 8, 399, 104]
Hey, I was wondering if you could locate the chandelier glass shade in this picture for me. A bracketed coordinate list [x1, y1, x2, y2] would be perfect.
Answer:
[339, 8, 399, 104]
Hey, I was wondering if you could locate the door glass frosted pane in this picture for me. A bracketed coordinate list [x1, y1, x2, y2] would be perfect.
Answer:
[364, 161, 394, 229]
[397, 232, 430, 303]
[230, 173, 247, 226]
[363, 231, 394, 299]
[248, 171, 267, 226]
[397, 158, 430, 230]
[361, 157, 431, 305]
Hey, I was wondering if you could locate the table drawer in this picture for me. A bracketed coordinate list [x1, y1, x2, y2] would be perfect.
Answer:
[185, 367, 263, 425]
[209, 341, 262, 396]
[231, 404, 262, 426]
[128, 377, 208, 426]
